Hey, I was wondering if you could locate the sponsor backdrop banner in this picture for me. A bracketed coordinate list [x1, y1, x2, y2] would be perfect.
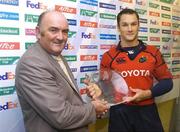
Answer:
[0, 0, 179, 132]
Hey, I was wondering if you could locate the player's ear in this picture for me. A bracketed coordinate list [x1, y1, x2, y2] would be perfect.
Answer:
[117, 25, 121, 35]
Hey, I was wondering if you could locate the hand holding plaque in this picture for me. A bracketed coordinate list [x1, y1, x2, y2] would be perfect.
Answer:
[83, 75, 102, 99]
[85, 70, 129, 107]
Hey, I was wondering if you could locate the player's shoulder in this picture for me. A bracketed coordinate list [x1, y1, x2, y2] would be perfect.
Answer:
[144, 44, 159, 54]
[105, 45, 118, 55]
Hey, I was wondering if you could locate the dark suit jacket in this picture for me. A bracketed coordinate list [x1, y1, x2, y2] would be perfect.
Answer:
[15, 43, 96, 132]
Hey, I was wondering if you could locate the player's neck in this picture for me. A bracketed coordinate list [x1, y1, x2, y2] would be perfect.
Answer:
[121, 39, 139, 48]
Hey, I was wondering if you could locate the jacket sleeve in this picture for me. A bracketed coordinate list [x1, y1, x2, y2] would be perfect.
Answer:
[15, 55, 96, 130]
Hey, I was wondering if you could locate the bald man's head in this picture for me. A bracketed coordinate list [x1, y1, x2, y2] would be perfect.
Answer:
[36, 10, 69, 56]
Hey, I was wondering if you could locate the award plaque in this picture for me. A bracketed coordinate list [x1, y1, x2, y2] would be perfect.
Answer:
[85, 70, 129, 107]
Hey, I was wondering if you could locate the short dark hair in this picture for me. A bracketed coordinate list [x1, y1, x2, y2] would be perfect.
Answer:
[117, 8, 139, 27]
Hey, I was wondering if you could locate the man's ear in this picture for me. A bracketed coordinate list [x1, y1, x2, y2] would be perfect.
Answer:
[117, 27, 121, 35]
[36, 26, 41, 39]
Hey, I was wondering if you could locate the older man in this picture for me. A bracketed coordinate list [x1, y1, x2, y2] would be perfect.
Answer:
[15, 10, 108, 132]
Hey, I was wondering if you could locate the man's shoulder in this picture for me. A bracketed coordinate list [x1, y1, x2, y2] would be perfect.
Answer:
[18, 43, 48, 65]
[104, 45, 118, 56]
[23, 43, 47, 57]
[144, 44, 159, 53]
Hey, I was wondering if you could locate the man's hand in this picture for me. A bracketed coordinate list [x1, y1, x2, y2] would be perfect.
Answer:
[86, 83, 102, 99]
[83, 78, 102, 99]
[123, 87, 152, 103]
[91, 99, 109, 118]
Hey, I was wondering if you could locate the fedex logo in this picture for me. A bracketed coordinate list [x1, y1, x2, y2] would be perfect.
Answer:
[0, 101, 18, 111]
[136, 0, 146, 6]
[150, 19, 159, 26]
[71, 68, 77, 72]
[64, 42, 74, 50]
[162, 45, 170, 50]
[99, 55, 102, 60]
[26, 0, 47, 9]
[81, 32, 95, 39]
[119, 6, 128, 11]
[0, 72, 15, 80]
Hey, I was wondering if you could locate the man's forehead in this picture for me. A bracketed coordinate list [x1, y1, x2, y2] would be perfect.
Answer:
[120, 14, 138, 22]
[40, 12, 68, 26]
[44, 11, 65, 19]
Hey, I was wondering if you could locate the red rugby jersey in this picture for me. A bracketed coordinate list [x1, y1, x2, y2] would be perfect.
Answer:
[100, 43, 172, 105]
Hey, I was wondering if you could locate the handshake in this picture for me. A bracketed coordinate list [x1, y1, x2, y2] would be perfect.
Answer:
[84, 80, 109, 119]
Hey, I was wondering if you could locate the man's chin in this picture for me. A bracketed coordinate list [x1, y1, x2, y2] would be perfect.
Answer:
[126, 38, 136, 42]
[126, 36, 138, 41]
[51, 48, 63, 55]
[52, 51, 62, 56]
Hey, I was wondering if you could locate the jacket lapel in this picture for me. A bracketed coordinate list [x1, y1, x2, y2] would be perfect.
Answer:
[36, 44, 81, 96]
[52, 56, 80, 94]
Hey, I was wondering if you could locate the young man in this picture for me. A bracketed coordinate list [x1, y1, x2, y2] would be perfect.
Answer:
[15, 10, 108, 132]
[100, 8, 173, 132]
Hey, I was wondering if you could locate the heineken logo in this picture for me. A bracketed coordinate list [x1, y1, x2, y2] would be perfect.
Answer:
[172, 68, 180, 72]
[161, 14, 171, 19]
[162, 53, 171, 58]
[149, 2, 160, 9]
[68, 31, 76, 38]
[0, 27, 19, 35]
[161, 6, 171, 11]
[25, 14, 39, 23]
[138, 36, 148, 41]
[63, 55, 77, 61]
[0, 86, 16, 96]
[0, 57, 19, 65]
[100, 13, 116, 20]
[135, 8, 147, 15]
[150, 28, 160, 33]
[25, 42, 35, 49]
[162, 37, 171, 42]
[80, 9, 97, 17]
[172, 23, 179, 28]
